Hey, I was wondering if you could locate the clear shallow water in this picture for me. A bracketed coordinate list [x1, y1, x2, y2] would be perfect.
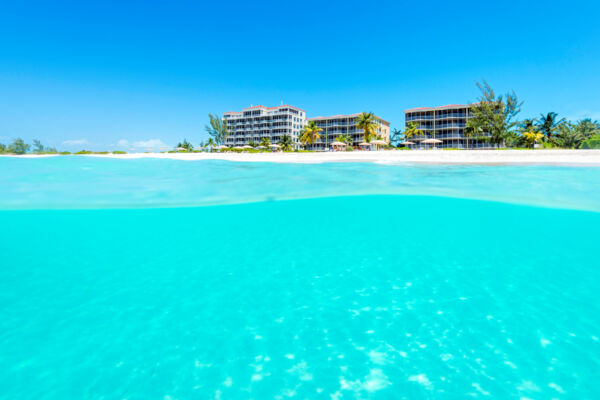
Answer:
[1, 156, 600, 211]
[1, 158, 600, 399]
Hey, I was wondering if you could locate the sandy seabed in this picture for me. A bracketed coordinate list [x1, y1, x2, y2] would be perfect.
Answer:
[5, 150, 600, 165]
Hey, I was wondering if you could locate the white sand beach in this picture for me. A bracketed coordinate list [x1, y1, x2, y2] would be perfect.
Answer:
[7, 149, 600, 165]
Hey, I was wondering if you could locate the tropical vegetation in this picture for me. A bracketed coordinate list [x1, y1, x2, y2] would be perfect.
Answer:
[354, 112, 378, 143]
[280, 134, 293, 151]
[205, 113, 229, 145]
[299, 121, 322, 147]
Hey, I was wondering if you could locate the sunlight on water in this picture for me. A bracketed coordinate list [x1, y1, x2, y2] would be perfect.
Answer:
[1, 159, 599, 399]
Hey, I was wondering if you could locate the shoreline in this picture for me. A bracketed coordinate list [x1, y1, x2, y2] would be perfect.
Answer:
[3, 149, 600, 165]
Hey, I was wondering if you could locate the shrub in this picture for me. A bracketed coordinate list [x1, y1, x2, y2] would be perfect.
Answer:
[59, 151, 71, 155]
[74, 150, 93, 155]
[112, 151, 126, 154]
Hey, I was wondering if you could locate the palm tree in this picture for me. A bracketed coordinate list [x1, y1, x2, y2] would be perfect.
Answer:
[176, 139, 193, 152]
[206, 137, 216, 152]
[537, 112, 565, 142]
[355, 112, 378, 143]
[280, 134, 293, 151]
[299, 121, 323, 149]
[260, 137, 271, 149]
[523, 131, 544, 149]
[403, 121, 423, 147]
[337, 134, 353, 146]
[390, 128, 404, 147]
[464, 119, 484, 149]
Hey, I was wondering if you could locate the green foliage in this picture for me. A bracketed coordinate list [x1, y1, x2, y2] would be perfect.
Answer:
[59, 151, 71, 155]
[389, 128, 404, 147]
[94, 151, 110, 154]
[8, 138, 31, 154]
[355, 112, 378, 142]
[404, 121, 423, 143]
[580, 134, 600, 149]
[537, 112, 565, 142]
[112, 150, 127, 154]
[299, 121, 322, 146]
[0, 143, 7, 154]
[74, 150, 93, 155]
[336, 134, 353, 146]
[279, 134, 293, 151]
[259, 137, 271, 148]
[176, 139, 193, 152]
[468, 81, 522, 148]
[205, 113, 229, 145]
[248, 140, 258, 148]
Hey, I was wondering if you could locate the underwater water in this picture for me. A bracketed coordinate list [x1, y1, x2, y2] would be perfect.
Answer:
[0, 157, 599, 399]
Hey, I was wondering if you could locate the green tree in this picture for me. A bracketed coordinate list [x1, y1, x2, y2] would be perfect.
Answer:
[537, 112, 565, 143]
[389, 128, 404, 147]
[403, 121, 423, 146]
[248, 140, 258, 148]
[336, 134, 353, 146]
[299, 121, 323, 148]
[355, 112, 378, 143]
[260, 137, 271, 148]
[176, 139, 193, 151]
[0, 143, 7, 154]
[280, 134, 293, 151]
[554, 122, 584, 149]
[574, 119, 600, 140]
[32, 139, 45, 153]
[464, 119, 487, 149]
[8, 138, 30, 154]
[523, 131, 544, 149]
[205, 113, 229, 145]
[468, 81, 522, 148]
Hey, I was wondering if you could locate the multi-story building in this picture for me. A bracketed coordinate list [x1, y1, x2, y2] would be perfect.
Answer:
[223, 105, 306, 149]
[404, 104, 492, 149]
[307, 113, 390, 150]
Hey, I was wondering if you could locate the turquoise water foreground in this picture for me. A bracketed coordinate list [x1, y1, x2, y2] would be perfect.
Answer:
[1, 158, 600, 399]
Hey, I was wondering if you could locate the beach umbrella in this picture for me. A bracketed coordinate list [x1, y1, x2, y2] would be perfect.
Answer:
[421, 139, 442, 144]
[371, 140, 387, 145]
[242, 145, 253, 149]
[175, 147, 186, 151]
[257, 145, 266, 149]
[400, 141, 415, 145]
[359, 142, 370, 146]
[216, 145, 228, 149]
[330, 141, 347, 146]
[269, 144, 281, 148]
[233, 146, 243, 149]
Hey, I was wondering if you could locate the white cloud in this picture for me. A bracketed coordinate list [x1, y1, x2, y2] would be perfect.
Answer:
[62, 139, 89, 146]
[116, 139, 130, 147]
[133, 139, 167, 148]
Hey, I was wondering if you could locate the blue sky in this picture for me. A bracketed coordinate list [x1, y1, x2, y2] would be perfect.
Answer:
[1, 0, 599, 150]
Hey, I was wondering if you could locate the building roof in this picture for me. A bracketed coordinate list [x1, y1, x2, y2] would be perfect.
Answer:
[223, 104, 305, 114]
[309, 113, 390, 125]
[404, 103, 479, 112]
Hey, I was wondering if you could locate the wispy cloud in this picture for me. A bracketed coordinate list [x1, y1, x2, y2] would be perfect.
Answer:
[62, 139, 89, 146]
[116, 139, 130, 147]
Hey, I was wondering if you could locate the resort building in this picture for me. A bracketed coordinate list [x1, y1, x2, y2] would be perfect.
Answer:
[223, 105, 306, 149]
[404, 104, 492, 149]
[307, 113, 390, 150]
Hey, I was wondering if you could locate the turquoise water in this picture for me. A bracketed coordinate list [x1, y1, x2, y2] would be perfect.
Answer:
[1, 157, 600, 399]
